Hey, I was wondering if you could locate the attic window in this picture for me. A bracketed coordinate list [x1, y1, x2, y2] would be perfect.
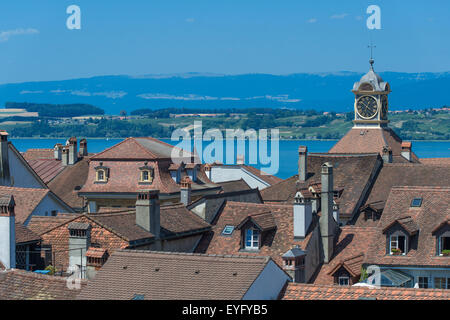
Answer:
[94, 163, 109, 182]
[244, 228, 260, 250]
[411, 198, 422, 207]
[222, 225, 235, 236]
[139, 163, 154, 183]
[132, 294, 145, 300]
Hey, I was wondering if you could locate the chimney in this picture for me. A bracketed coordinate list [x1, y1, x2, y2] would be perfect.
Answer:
[79, 139, 88, 157]
[180, 176, 192, 206]
[320, 162, 335, 264]
[62, 146, 69, 166]
[333, 203, 340, 226]
[0, 195, 15, 269]
[282, 246, 306, 283]
[68, 137, 78, 165]
[293, 195, 312, 239]
[381, 146, 392, 163]
[54, 143, 63, 160]
[401, 142, 412, 162]
[236, 154, 244, 165]
[68, 222, 91, 278]
[298, 146, 307, 182]
[0, 131, 11, 186]
[136, 190, 160, 239]
[205, 164, 212, 180]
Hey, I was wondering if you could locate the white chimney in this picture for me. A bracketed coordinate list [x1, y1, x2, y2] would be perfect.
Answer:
[293, 196, 312, 239]
[401, 142, 412, 162]
[0, 195, 15, 269]
[54, 143, 63, 160]
[68, 137, 78, 165]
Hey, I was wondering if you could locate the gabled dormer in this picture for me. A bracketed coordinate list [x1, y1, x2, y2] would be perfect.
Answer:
[139, 162, 154, 184]
[432, 219, 450, 257]
[236, 212, 276, 251]
[382, 216, 419, 256]
[169, 162, 185, 184]
[94, 162, 110, 183]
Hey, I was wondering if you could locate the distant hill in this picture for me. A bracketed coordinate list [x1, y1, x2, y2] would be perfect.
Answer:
[0, 72, 448, 115]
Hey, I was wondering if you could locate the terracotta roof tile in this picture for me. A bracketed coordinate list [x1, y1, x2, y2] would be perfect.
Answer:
[27, 214, 80, 235]
[22, 149, 54, 162]
[0, 269, 86, 300]
[217, 179, 252, 193]
[0, 186, 49, 224]
[77, 250, 272, 300]
[27, 159, 65, 184]
[365, 186, 450, 267]
[283, 283, 450, 300]
[15, 223, 41, 244]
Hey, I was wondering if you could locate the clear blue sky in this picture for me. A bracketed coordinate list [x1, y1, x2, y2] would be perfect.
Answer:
[0, 0, 449, 83]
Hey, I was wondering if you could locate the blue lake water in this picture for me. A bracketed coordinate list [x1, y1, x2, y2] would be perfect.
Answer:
[11, 138, 450, 179]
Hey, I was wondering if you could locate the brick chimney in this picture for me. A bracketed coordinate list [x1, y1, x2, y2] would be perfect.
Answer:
[136, 190, 160, 239]
[79, 139, 88, 157]
[381, 146, 392, 163]
[62, 146, 69, 166]
[320, 162, 335, 264]
[0, 195, 15, 269]
[298, 146, 307, 182]
[180, 176, 192, 206]
[401, 142, 412, 162]
[293, 195, 312, 239]
[54, 143, 63, 160]
[68, 137, 78, 165]
[0, 131, 11, 186]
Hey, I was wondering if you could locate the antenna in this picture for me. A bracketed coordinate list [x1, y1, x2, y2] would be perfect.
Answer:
[368, 40, 376, 70]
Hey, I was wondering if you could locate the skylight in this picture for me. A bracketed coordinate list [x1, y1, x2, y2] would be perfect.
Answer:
[132, 294, 145, 300]
[222, 225, 235, 235]
[411, 198, 423, 207]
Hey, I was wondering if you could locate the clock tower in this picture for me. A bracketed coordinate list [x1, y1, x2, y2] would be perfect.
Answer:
[352, 59, 390, 128]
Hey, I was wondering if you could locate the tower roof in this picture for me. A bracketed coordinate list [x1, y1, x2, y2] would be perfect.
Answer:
[352, 62, 389, 92]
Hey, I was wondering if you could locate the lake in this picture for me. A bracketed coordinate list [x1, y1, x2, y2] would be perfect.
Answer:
[11, 138, 450, 179]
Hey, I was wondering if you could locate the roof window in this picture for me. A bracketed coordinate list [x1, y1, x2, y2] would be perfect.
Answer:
[411, 198, 422, 207]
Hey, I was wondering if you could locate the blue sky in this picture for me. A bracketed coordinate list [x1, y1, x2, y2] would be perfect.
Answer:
[0, 0, 449, 83]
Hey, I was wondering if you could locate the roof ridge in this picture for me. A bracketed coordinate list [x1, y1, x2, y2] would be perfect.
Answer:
[116, 249, 271, 262]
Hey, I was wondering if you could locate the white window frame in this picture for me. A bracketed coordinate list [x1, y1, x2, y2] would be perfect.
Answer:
[96, 169, 107, 182]
[244, 228, 260, 250]
[338, 276, 350, 286]
[390, 234, 407, 255]
[439, 236, 450, 256]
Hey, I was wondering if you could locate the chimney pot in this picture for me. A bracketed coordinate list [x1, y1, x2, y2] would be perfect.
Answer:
[180, 177, 192, 206]
[298, 146, 308, 182]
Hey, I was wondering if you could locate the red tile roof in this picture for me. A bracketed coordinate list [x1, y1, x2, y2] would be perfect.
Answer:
[261, 153, 381, 219]
[27, 214, 80, 235]
[0, 269, 86, 300]
[196, 201, 313, 267]
[365, 186, 450, 267]
[420, 158, 450, 166]
[15, 223, 41, 244]
[26, 159, 65, 184]
[77, 250, 274, 300]
[329, 127, 420, 163]
[282, 283, 450, 300]
[22, 149, 54, 161]
[312, 226, 378, 285]
[0, 186, 49, 224]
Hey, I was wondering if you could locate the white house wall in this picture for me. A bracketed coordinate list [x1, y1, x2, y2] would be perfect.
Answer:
[210, 166, 269, 190]
[23, 194, 74, 226]
[9, 147, 44, 189]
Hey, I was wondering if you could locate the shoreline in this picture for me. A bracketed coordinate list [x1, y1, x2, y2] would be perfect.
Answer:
[8, 137, 450, 142]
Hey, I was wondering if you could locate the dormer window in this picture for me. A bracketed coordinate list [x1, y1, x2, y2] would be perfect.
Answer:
[94, 162, 109, 183]
[438, 236, 450, 256]
[390, 234, 407, 255]
[245, 228, 260, 250]
[139, 162, 154, 184]
[431, 220, 450, 256]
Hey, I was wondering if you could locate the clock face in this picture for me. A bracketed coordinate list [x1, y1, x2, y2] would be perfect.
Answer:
[381, 95, 388, 120]
[357, 96, 378, 119]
